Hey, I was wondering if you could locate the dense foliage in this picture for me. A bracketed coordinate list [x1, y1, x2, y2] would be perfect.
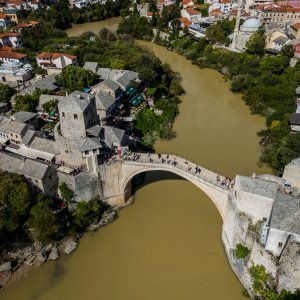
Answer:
[234, 243, 250, 259]
[0, 84, 15, 103]
[56, 65, 98, 92]
[250, 264, 300, 300]
[13, 89, 44, 112]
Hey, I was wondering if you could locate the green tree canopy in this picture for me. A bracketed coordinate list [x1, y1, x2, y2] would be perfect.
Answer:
[29, 198, 58, 243]
[0, 84, 15, 103]
[56, 66, 98, 91]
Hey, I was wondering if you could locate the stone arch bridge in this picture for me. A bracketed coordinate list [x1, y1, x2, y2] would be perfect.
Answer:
[98, 153, 231, 220]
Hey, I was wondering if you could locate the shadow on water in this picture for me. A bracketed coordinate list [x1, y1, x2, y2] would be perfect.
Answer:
[131, 170, 184, 195]
[29, 262, 65, 300]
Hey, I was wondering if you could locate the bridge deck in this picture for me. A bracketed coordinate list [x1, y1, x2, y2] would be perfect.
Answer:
[107, 152, 233, 191]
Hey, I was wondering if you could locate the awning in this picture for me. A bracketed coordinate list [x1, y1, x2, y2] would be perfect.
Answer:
[57, 166, 74, 174]
[125, 86, 136, 96]
[6, 144, 55, 161]
[129, 94, 144, 106]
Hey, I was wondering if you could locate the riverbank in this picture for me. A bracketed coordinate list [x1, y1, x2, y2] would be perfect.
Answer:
[0, 208, 118, 291]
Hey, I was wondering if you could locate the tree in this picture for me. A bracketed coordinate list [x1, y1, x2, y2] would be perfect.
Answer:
[246, 31, 265, 56]
[280, 44, 294, 59]
[56, 66, 98, 91]
[71, 199, 101, 229]
[0, 84, 15, 102]
[0, 172, 32, 240]
[29, 198, 58, 243]
[59, 182, 74, 203]
[13, 89, 42, 112]
[42, 99, 58, 113]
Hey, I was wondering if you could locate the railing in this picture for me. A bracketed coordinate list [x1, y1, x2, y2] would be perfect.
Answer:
[105, 152, 234, 191]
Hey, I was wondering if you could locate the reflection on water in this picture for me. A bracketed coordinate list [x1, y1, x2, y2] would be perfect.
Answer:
[0, 30, 271, 300]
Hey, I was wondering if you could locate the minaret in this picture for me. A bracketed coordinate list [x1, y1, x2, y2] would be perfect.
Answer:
[231, 1, 242, 49]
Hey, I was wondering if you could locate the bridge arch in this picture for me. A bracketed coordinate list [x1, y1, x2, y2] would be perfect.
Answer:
[121, 162, 229, 221]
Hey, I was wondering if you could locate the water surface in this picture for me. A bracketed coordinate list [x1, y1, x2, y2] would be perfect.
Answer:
[0, 29, 271, 300]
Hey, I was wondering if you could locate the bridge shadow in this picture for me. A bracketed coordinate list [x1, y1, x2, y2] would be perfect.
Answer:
[131, 170, 185, 194]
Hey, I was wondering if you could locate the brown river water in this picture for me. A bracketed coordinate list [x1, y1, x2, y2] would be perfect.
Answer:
[1, 20, 271, 300]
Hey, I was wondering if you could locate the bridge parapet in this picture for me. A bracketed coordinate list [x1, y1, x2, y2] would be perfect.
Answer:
[107, 152, 233, 192]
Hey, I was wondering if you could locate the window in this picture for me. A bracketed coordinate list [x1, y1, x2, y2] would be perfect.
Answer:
[62, 112, 65, 117]
[49, 175, 52, 180]
[65, 150, 68, 153]
[278, 242, 283, 248]
[74, 114, 78, 119]
[85, 151, 89, 155]
[93, 149, 97, 153]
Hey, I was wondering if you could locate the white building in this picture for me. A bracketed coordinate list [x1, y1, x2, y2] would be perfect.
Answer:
[0, 51, 27, 63]
[36, 52, 77, 70]
[181, 7, 202, 24]
[0, 32, 22, 48]
[0, 61, 32, 83]
[208, 0, 234, 15]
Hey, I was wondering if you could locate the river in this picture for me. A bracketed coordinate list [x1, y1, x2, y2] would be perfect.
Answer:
[1, 21, 271, 300]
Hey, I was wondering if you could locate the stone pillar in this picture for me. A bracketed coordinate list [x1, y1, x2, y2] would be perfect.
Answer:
[98, 162, 127, 207]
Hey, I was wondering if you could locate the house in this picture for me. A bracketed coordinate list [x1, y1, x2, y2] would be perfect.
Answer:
[178, 17, 192, 28]
[0, 50, 27, 63]
[92, 79, 123, 99]
[21, 74, 58, 95]
[209, 8, 223, 18]
[0, 151, 58, 196]
[209, 0, 233, 15]
[95, 91, 117, 121]
[290, 22, 300, 39]
[261, 6, 300, 25]
[4, 8, 19, 24]
[0, 32, 22, 48]
[182, 0, 194, 8]
[0, 61, 32, 83]
[265, 28, 289, 54]
[11, 111, 38, 128]
[36, 52, 77, 71]
[181, 8, 202, 24]
[229, 10, 250, 21]
[0, 13, 11, 29]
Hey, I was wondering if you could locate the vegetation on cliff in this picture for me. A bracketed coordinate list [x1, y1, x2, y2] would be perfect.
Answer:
[0, 173, 104, 253]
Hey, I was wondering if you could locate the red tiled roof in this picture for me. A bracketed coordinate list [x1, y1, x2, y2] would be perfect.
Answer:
[185, 7, 200, 15]
[292, 22, 300, 30]
[0, 32, 20, 38]
[220, 0, 231, 3]
[0, 46, 13, 51]
[29, 20, 39, 25]
[16, 23, 32, 28]
[0, 13, 8, 19]
[210, 8, 223, 15]
[182, 0, 192, 4]
[179, 17, 192, 27]
[37, 52, 77, 60]
[0, 51, 26, 59]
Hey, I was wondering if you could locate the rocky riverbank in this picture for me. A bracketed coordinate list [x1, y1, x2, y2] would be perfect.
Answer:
[0, 209, 118, 291]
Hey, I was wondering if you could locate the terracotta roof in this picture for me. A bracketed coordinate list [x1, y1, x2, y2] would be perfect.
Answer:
[210, 8, 222, 14]
[185, 7, 200, 15]
[36, 52, 52, 59]
[220, 0, 231, 3]
[292, 22, 300, 30]
[0, 32, 20, 38]
[5, 0, 25, 5]
[147, 11, 153, 16]
[36, 52, 77, 60]
[179, 17, 192, 27]
[29, 20, 39, 25]
[0, 46, 13, 51]
[0, 51, 26, 59]
[16, 23, 32, 28]
[52, 52, 77, 60]
[267, 6, 300, 13]
[0, 13, 8, 19]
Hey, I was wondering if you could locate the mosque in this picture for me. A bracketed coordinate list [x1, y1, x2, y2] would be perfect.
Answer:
[231, 17, 262, 51]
